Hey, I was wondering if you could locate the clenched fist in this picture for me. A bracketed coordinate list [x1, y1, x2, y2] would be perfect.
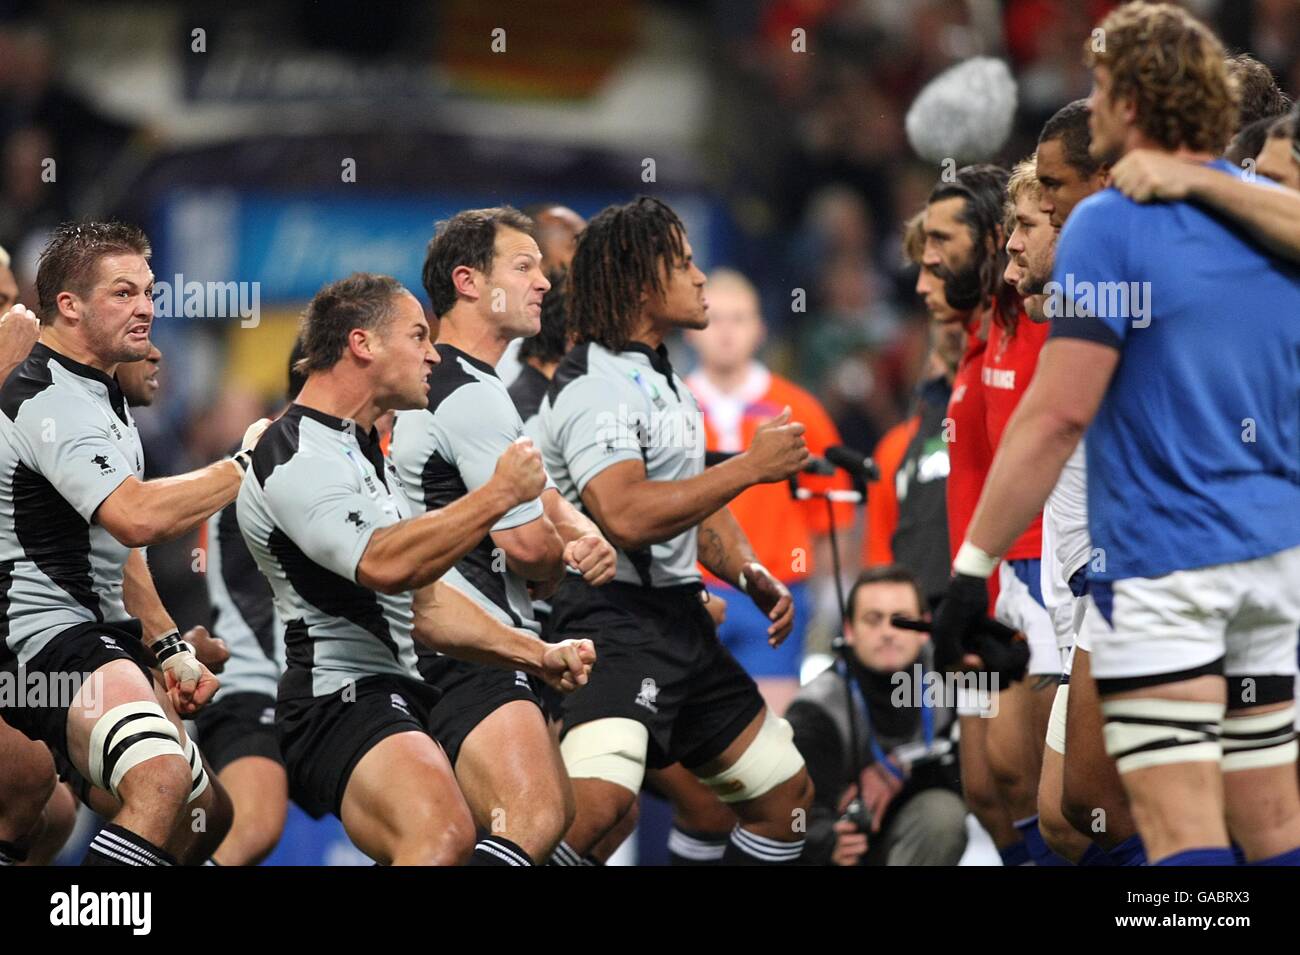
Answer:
[539, 638, 597, 693]
[563, 534, 617, 586]
[0, 304, 40, 377]
[743, 406, 810, 483]
[492, 437, 547, 508]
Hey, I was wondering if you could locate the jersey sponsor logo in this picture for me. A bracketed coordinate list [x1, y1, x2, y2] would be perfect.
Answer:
[390, 693, 411, 714]
[514, 670, 530, 689]
[981, 366, 1016, 390]
[635, 677, 659, 713]
[92, 454, 117, 475]
[345, 510, 371, 531]
[99, 635, 120, 650]
[259, 706, 275, 726]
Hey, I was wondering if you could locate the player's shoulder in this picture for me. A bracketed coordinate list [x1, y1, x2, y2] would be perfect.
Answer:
[545, 342, 631, 411]
[251, 405, 355, 490]
[428, 344, 503, 412]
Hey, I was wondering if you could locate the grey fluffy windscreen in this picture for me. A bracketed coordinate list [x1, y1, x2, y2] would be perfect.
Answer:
[905, 57, 1019, 164]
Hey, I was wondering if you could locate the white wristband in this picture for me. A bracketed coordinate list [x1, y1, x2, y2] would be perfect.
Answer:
[953, 541, 999, 579]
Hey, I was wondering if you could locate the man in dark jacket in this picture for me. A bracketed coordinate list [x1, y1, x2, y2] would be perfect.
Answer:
[789, 565, 966, 865]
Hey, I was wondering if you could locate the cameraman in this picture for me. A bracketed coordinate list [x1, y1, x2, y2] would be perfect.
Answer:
[789, 565, 966, 865]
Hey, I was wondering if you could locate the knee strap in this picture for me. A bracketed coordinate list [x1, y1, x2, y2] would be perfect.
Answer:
[696, 711, 805, 804]
[1221, 705, 1297, 772]
[1045, 684, 1069, 755]
[88, 701, 185, 799]
[183, 734, 210, 803]
[1101, 698, 1224, 774]
[560, 719, 648, 795]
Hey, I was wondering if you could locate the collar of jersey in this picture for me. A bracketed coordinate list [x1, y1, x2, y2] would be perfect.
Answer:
[621, 341, 679, 396]
[287, 402, 386, 479]
[34, 342, 129, 420]
[436, 343, 498, 378]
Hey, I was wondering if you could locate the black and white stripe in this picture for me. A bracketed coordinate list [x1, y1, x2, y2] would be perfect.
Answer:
[728, 826, 804, 864]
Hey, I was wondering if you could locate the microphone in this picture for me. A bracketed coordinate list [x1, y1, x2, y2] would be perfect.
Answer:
[824, 445, 881, 483]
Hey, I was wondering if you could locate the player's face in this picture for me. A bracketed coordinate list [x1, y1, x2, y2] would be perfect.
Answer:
[846, 582, 927, 674]
[0, 265, 18, 312]
[923, 197, 980, 312]
[1086, 66, 1130, 166]
[78, 254, 155, 366]
[1036, 137, 1100, 229]
[685, 281, 763, 375]
[1007, 191, 1056, 301]
[648, 234, 708, 331]
[1257, 136, 1300, 191]
[915, 259, 959, 325]
[484, 227, 551, 340]
[116, 342, 163, 407]
[375, 291, 438, 410]
[534, 207, 586, 272]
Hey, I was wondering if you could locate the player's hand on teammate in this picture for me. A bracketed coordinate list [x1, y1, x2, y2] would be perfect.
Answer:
[739, 560, 794, 645]
[1109, 149, 1196, 203]
[491, 437, 547, 507]
[539, 638, 596, 693]
[241, 416, 273, 452]
[563, 533, 617, 585]
[743, 406, 810, 483]
[0, 303, 40, 367]
[183, 625, 229, 674]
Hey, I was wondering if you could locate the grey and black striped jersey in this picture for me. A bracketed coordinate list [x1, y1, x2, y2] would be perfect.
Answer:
[236, 403, 420, 700]
[0, 344, 144, 666]
[508, 362, 550, 448]
[204, 494, 282, 700]
[538, 341, 705, 588]
[390, 344, 545, 638]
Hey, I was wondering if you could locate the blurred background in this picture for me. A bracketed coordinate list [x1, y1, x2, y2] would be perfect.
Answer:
[9, 0, 1295, 864]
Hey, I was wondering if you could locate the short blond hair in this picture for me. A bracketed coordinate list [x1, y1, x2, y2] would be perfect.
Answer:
[1004, 155, 1040, 234]
[900, 210, 926, 265]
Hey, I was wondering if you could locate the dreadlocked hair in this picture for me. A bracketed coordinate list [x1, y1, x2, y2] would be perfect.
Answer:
[568, 196, 686, 351]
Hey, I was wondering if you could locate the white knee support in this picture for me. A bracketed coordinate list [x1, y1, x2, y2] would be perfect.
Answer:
[560, 719, 648, 795]
[183, 734, 210, 803]
[1221, 705, 1298, 772]
[696, 711, 805, 804]
[88, 700, 186, 799]
[1045, 684, 1069, 755]
[1101, 698, 1224, 774]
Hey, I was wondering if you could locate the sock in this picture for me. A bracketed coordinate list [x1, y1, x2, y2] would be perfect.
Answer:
[1156, 847, 1236, 866]
[998, 840, 1031, 866]
[548, 840, 596, 866]
[1078, 843, 1115, 866]
[1014, 815, 1070, 866]
[721, 826, 803, 866]
[469, 834, 534, 866]
[0, 839, 28, 866]
[1231, 842, 1248, 865]
[1247, 846, 1300, 866]
[667, 827, 727, 866]
[1108, 834, 1147, 866]
[82, 824, 178, 867]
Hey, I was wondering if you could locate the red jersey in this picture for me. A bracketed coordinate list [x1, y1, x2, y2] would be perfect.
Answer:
[982, 311, 1049, 560]
[687, 364, 852, 584]
[945, 320, 992, 561]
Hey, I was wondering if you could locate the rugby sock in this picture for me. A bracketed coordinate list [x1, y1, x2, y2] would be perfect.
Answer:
[82, 824, 177, 867]
[667, 826, 727, 866]
[1230, 843, 1248, 865]
[470, 834, 534, 866]
[0, 839, 28, 865]
[1078, 843, 1115, 866]
[1156, 847, 1236, 866]
[721, 826, 803, 866]
[1107, 834, 1148, 866]
[1015, 815, 1070, 866]
[547, 840, 596, 866]
[998, 840, 1031, 866]
[1247, 846, 1300, 866]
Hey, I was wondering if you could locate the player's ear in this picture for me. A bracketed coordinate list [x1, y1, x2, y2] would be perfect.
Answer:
[450, 264, 480, 302]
